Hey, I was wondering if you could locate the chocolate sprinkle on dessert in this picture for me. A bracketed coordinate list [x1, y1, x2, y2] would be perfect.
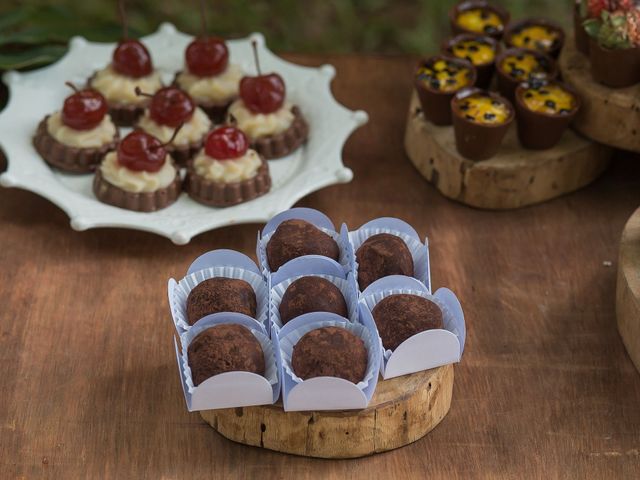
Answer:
[186, 277, 257, 325]
[279, 276, 348, 325]
[355, 233, 414, 290]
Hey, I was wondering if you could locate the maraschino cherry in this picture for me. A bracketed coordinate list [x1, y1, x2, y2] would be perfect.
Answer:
[205, 126, 249, 160]
[117, 126, 182, 172]
[185, 0, 229, 77]
[112, 0, 153, 78]
[239, 41, 286, 114]
[136, 86, 195, 127]
[62, 82, 108, 130]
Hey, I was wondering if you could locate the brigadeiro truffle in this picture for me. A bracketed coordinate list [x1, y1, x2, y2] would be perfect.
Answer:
[187, 323, 265, 386]
[372, 294, 443, 351]
[291, 326, 367, 384]
[266, 219, 340, 271]
[186, 277, 257, 325]
[355, 233, 414, 291]
[279, 276, 348, 325]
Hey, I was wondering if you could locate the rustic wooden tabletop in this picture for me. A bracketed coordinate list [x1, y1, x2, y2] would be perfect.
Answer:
[1, 54, 640, 479]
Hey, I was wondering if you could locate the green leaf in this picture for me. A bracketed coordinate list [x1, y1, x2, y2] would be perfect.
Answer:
[0, 44, 67, 70]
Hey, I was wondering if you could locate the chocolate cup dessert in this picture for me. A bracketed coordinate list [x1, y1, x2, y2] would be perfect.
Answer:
[503, 18, 565, 59]
[588, 38, 640, 88]
[414, 55, 477, 126]
[173, 71, 235, 124]
[246, 106, 309, 160]
[495, 47, 558, 102]
[573, 2, 589, 55]
[451, 87, 514, 161]
[33, 116, 119, 173]
[514, 81, 581, 150]
[93, 167, 182, 212]
[185, 155, 271, 207]
[442, 33, 499, 89]
[449, 0, 510, 39]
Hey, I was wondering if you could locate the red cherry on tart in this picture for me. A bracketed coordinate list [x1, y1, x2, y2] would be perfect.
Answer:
[112, 39, 153, 78]
[147, 87, 195, 127]
[186, 37, 229, 77]
[239, 74, 285, 114]
[62, 83, 108, 130]
[205, 126, 249, 160]
[117, 130, 167, 172]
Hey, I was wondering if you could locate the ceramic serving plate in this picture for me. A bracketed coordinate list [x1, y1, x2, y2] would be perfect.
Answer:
[0, 23, 367, 244]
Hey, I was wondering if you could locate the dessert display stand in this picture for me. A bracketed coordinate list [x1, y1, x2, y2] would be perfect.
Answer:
[199, 364, 453, 458]
[404, 92, 612, 209]
[617, 206, 640, 374]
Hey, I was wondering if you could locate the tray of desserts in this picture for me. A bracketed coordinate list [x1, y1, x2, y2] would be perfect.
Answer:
[0, 23, 367, 244]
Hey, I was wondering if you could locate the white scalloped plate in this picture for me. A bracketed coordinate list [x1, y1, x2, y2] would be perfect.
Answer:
[0, 23, 367, 244]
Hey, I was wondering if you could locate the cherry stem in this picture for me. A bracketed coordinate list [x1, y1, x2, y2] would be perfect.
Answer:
[134, 86, 154, 98]
[228, 113, 237, 126]
[65, 81, 79, 93]
[152, 123, 184, 150]
[199, 0, 207, 36]
[118, 0, 128, 39]
[251, 40, 261, 75]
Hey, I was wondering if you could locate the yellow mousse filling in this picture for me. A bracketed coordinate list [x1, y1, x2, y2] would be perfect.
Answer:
[417, 60, 473, 92]
[500, 53, 551, 81]
[510, 25, 560, 52]
[457, 94, 510, 124]
[456, 8, 503, 35]
[451, 39, 496, 65]
[521, 84, 575, 115]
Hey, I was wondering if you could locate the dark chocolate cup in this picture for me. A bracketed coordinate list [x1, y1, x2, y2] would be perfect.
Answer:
[173, 71, 236, 124]
[451, 87, 514, 161]
[503, 18, 565, 59]
[449, 0, 510, 39]
[514, 81, 581, 150]
[442, 33, 499, 89]
[185, 155, 271, 207]
[495, 47, 558, 102]
[87, 71, 151, 127]
[588, 38, 640, 88]
[93, 166, 182, 212]
[414, 56, 477, 126]
[573, 3, 589, 55]
[33, 116, 119, 173]
[245, 106, 309, 159]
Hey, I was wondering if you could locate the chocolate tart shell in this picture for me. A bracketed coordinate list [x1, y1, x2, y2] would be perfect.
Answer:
[165, 138, 204, 166]
[503, 18, 565, 59]
[185, 155, 271, 207]
[448, 0, 510, 39]
[588, 38, 640, 89]
[442, 33, 499, 89]
[451, 87, 514, 161]
[514, 81, 581, 150]
[87, 72, 150, 127]
[173, 71, 236, 124]
[92, 168, 182, 212]
[573, 4, 589, 56]
[33, 116, 119, 173]
[495, 48, 558, 102]
[414, 55, 477, 126]
[250, 106, 309, 159]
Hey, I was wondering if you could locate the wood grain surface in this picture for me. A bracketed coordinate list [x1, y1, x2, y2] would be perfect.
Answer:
[1, 54, 640, 479]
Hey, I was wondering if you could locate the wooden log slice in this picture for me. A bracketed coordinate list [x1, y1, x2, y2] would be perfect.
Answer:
[559, 36, 640, 153]
[199, 364, 453, 458]
[617, 206, 640, 373]
[404, 92, 612, 210]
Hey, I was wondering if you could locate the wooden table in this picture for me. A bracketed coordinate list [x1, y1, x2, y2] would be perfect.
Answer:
[1, 54, 640, 479]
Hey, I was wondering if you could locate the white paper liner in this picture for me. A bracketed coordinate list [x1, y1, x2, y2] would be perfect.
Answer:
[278, 317, 378, 390]
[170, 266, 268, 332]
[181, 320, 278, 394]
[270, 273, 359, 328]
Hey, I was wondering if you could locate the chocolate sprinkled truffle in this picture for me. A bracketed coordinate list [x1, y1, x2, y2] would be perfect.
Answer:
[186, 277, 257, 325]
[355, 233, 414, 290]
[266, 219, 340, 271]
[187, 324, 265, 386]
[279, 276, 348, 325]
[372, 294, 443, 351]
[292, 326, 367, 384]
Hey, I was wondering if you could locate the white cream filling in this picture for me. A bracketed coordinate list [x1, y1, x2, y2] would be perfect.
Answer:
[192, 148, 262, 183]
[46, 111, 117, 148]
[227, 100, 294, 139]
[99, 151, 176, 193]
[136, 107, 211, 146]
[90, 64, 162, 105]
[176, 63, 242, 104]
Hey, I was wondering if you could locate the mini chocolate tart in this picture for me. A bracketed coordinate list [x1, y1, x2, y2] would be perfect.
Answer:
[33, 116, 119, 174]
[573, 2, 589, 55]
[451, 87, 514, 161]
[495, 47, 557, 101]
[186, 154, 271, 207]
[87, 71, 152, 127]
[515, 80, 581, 150]
[414, 55, 477, 126]
[442, 33, 499, 89]
[241, 106, 309, 160]
[173, 72, 236, 124]
[588, 38, 640, 89]
[449, 0, 510, 39]
[504, 18, 565, 59]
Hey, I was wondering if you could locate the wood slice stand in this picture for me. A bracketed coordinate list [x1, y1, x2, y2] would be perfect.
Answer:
[404, 92, 612, 209]
[617, 207, 640, 373]
[199, 364, 453, 458]
[559, 37, 640, 153]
